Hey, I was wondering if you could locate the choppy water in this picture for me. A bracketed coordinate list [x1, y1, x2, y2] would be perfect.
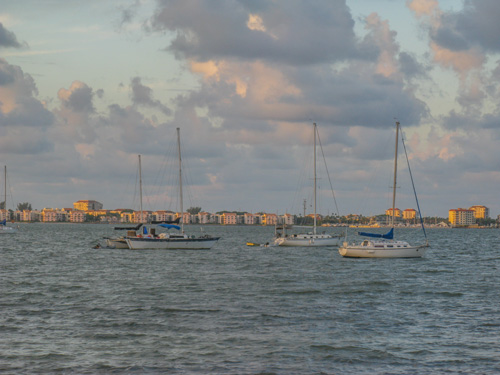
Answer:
[1, 224, 499, 374]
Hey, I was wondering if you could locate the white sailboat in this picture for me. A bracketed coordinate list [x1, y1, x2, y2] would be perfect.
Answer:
[126, 128, 220, 250]
[1, 166, 18, 234]
[339, 121, 429, 258]
[273, 123, 341, 247]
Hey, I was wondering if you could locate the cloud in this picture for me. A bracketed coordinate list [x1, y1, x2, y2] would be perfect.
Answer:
[0, 22, 22, 48]
[150, 0, 365, 65]
[130, 76, 171, 115]
[58, 81, 95, 113]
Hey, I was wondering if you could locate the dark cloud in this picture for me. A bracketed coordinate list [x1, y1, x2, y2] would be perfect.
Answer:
[433, 0, 500, 52]
[59, 82, 95, 113]
[398, 52, 426, 78]
[443, 110, 500, 131]
[151, 0, 368, 64]
[130, 77, 171, 115]
[4, 97, 54, 128]
[0, 23, 22, 48]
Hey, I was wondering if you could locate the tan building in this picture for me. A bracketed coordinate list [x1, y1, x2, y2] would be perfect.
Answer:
[385, 208, 401, 218]
[449, 208, 475, 226]
[133, 211, 149, 223]
[221, 212, 238, 225]
[197, 212, 212, 224]
[469, 205, 489, 219]
[261, 213, 278, 226]
[70, 210, 86, 223]
[403, 208, 417, 220]
[73, 200, 103, 211]
[282, 213, 295, 226]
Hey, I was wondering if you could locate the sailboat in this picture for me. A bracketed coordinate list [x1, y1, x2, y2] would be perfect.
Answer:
[273, 123, 341, 247]
[126, 128, 220, 250]
[339, 121, 429, 258]
[1, 166, 18, 234]
[105, 155, 145, 249]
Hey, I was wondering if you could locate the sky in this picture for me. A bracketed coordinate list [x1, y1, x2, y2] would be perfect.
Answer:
[1, 0, 500, 218]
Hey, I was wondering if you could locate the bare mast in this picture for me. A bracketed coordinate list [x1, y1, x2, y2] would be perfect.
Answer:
[177, 128, 184, 233]
[313, 123, 317, 235]
[392, 122, 400, 227]
[4, 166, 6, 219]
[138, 155, 143, 223]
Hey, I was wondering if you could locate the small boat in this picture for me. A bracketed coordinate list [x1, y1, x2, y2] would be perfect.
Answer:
[125, 128, 220, 250]
[273, 123, 341, 247]
[339, 121, 429, 258]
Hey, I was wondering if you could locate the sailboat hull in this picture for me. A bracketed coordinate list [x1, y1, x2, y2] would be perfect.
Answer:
[275, 234, 341, 247]
[126, 236, 220, 250]
[0, 226, 17, 234]
[106, 238, 129, 249]
[339, 241, 428, 258]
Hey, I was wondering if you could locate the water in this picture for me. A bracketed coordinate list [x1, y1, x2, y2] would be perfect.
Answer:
[1, 224, 499, 374]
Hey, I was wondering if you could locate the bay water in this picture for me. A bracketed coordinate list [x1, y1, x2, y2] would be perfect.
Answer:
[1, 224, 499, 374]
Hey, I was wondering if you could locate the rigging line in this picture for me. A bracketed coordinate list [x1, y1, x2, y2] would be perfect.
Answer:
[401, 128, 428, 242]
[316, 126, 340, 216]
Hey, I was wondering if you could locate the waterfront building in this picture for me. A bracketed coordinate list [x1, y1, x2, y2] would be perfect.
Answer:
[469, 205, 489, 219]
[385, 208, 402, 218]
[282, 213, 294, 226]
[0, 209, 9, 221]
[221, 212, 238, 225]
[73, 200, 103, 211]
[449, 208, 475, 226]
[70, 210, 86, 223]
[197, 212, 213, 224]
[133, 210, 149, 223]
[243, 213, 257, 225]
[42, 208, 66, 222]
[261, 213, 278, 226]
[403, 208, 417, 220]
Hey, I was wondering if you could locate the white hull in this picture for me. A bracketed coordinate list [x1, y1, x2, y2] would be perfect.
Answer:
[275, 234, 341, 247]
[106, 238, 129, 249]
[126, 236, 219, 250]
[0, 226, 17, 234]
[339, 240, 428, 258]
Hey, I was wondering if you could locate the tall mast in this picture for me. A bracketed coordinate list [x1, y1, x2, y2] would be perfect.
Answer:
[138, 155, 143, 223]
[313, 123, 317, 234]
[177, 128, 184, 233]
[4, 166, 6, 219]
[392, 121, 400, 227]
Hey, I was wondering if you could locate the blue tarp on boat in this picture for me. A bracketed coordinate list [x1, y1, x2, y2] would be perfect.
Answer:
[0, 219, 6, 226]
[358, 228, 394, 240]
[158, 224, 181, 230]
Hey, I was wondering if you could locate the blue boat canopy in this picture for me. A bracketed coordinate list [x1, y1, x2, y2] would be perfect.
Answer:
[358, 228, 394, 240]
[0, 219, 6, 226]
[158, 224, 181, 230]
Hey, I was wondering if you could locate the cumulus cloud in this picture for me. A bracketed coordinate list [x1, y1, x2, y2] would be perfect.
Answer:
[150, 0, 364, 65]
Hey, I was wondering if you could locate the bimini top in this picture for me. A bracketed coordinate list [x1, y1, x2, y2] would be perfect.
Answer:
[158, 224, 181, 230]
[358, 228, 394, 240]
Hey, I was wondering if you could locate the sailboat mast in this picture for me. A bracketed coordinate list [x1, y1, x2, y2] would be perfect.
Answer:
[177, 128, 184, 233]
[138, 155, 143, 223]
[4, 166, 6, 219]
[392, 121, 400, 227]
[313, 123, 317, 235]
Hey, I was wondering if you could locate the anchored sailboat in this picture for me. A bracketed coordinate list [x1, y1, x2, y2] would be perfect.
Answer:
[126, 128, 220, 250]
[339, 121, 429, 258]
[273, 123, 341, 247]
